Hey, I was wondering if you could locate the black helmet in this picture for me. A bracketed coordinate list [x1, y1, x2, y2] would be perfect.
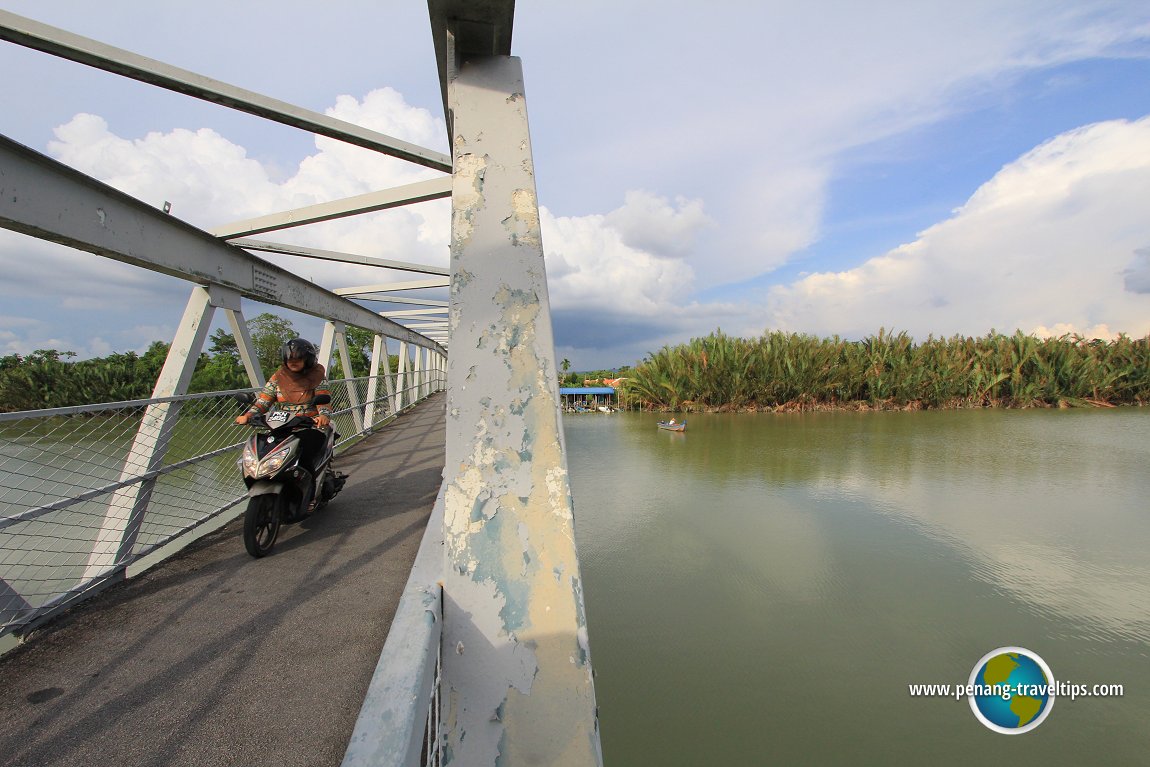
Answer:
[281, 338, 317, 369]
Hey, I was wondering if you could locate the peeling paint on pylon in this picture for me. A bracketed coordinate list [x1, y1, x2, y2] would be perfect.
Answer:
[442, 55, 603, 766]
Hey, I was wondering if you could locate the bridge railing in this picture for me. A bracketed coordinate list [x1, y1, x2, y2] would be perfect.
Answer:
[0, 369, 444, 639]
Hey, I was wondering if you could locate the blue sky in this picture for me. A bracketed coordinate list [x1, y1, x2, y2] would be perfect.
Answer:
[749, 55, 1150, 287]
[1, 1, 1149, 369]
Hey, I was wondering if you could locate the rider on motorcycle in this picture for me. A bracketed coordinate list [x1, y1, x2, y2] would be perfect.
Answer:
[235, 338, 333, 468]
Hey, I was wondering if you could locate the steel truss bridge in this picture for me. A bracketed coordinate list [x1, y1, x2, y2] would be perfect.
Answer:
[0, 2, 602, 765]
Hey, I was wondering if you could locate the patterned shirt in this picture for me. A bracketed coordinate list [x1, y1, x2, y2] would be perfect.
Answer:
[248, 366, 332, 418]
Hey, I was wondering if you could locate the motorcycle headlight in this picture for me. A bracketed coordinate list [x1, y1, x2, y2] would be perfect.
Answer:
[259, 451, 290, 475]
[256, 442, 298, 477]
[240, 443, 259, 477]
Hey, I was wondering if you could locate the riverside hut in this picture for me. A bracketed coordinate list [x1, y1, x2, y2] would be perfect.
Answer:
[559, 386, 616, 412]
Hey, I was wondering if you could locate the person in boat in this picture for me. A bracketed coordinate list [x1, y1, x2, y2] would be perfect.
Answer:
[669, 418, 676, 425]
[235, 338, 333, 469]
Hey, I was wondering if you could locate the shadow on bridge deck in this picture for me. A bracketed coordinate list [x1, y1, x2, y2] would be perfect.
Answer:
[0, 393, 446, 767]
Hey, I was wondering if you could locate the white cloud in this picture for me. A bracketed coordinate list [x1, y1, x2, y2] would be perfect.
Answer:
[542, 196, 698, 315]
[603, 190, 713, 258]
[45, 89, 452, 277]
[25, 107, 1150, 368]
[6, 78, 464, 361]
[1031, 322, 1118, 340]
[0, 89, 455, 359]
[519, 1, 1150, 290]
[35, 108, 736, 363]
[289, 88, 447, 206]
[5, 1, 1150, 370]
[48, 115, 275, 227]
[762, 116, 1150, 339]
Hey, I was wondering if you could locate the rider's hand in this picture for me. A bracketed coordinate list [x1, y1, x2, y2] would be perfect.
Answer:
[235, 412, 251, 425]
[315, 413, 331, 429]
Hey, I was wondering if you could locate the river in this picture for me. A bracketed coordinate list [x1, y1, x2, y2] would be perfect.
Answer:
[565, 408, 1150, 764]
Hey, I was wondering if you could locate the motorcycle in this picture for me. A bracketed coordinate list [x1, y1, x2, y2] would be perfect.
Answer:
[236, 394, 347, 557]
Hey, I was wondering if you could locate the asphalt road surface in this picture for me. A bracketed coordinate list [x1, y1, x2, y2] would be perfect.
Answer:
[0, 393, 445, 767]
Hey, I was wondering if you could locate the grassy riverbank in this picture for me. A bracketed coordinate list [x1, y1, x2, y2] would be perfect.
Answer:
[619, 329, 1150, 412]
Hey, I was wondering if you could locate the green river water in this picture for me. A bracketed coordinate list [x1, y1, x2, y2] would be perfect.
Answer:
[565, 408, 1150, 765]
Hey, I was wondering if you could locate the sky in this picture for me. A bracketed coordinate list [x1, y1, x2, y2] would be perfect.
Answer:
[1, 1, 1149, 370]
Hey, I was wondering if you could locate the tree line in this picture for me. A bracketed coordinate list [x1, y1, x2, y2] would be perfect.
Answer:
[557, 357, 631, 387]
[12, 319, 1146, 414]
[620, 329, 1150, 411]
[0, 313, 396, 412]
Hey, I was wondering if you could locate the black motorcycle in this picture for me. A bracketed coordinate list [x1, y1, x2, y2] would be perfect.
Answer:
[236, 394, 347, 557]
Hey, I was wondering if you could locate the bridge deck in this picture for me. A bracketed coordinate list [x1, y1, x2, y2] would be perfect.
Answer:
[0, 393, 446, 767]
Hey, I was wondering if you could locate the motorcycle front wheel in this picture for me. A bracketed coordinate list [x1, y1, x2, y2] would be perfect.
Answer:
[243, 493, 282, 557]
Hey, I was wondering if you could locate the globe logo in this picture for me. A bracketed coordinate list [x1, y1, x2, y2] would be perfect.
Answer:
[968, 647, 1055, 733]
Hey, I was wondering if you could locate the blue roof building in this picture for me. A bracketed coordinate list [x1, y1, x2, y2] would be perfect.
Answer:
[558, 387, 617, 411]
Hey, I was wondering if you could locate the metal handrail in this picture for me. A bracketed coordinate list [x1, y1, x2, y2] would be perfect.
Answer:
[0, 386, 257, 421]
[0, 370, 445, 638]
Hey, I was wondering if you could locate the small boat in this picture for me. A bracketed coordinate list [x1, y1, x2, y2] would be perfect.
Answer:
[657, 420, 686, 432]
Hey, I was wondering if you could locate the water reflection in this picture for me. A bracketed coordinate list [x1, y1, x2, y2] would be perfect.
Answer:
[566, 409, 1150, 765]
[575, 410, 1150, 643]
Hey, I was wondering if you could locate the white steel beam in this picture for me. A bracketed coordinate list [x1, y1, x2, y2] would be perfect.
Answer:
[363, 339, 381, 429]
[224, 307, 264, 387]
[427, 0, 515, 137]
[330, 322, 365, 433]
[440, 53, 601, 765]
[419, 347, 429, 399]
[0, 135, 443, 355]
[230, 239, 449, 276]
[378, 335, 398, 416]
[364, 333, 396, 427]
[373, 296, 450, 308]
[381, 308, 450, 318]
[318, 322, 339, 374]
[82, 286, 216, 583]
[207, 283, 265, 387]
[336, 277, 451, 295]
[396, 341, 410, 411]
[357, 295, 446, 304]
[209, 177, 452, 239]
[0, 10, 452, 172]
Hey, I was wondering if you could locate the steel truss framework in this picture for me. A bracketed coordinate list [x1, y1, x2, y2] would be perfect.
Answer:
[0, 6, 450, 620]
[1, 2, 601, 765]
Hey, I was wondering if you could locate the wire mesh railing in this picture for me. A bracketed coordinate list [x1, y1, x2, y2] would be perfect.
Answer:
[0, 369, 444, 638]
[424, 649, 443, 767]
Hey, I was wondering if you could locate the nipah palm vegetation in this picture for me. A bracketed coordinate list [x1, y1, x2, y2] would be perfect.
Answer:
[621, 329, 1150, 411]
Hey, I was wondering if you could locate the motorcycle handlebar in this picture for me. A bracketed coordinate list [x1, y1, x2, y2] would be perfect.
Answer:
[243, 413, 321, 430]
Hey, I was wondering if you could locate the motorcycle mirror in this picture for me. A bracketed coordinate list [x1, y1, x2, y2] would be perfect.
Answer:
[233, 392, 256, 407]
[312, 394, 331, 406]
